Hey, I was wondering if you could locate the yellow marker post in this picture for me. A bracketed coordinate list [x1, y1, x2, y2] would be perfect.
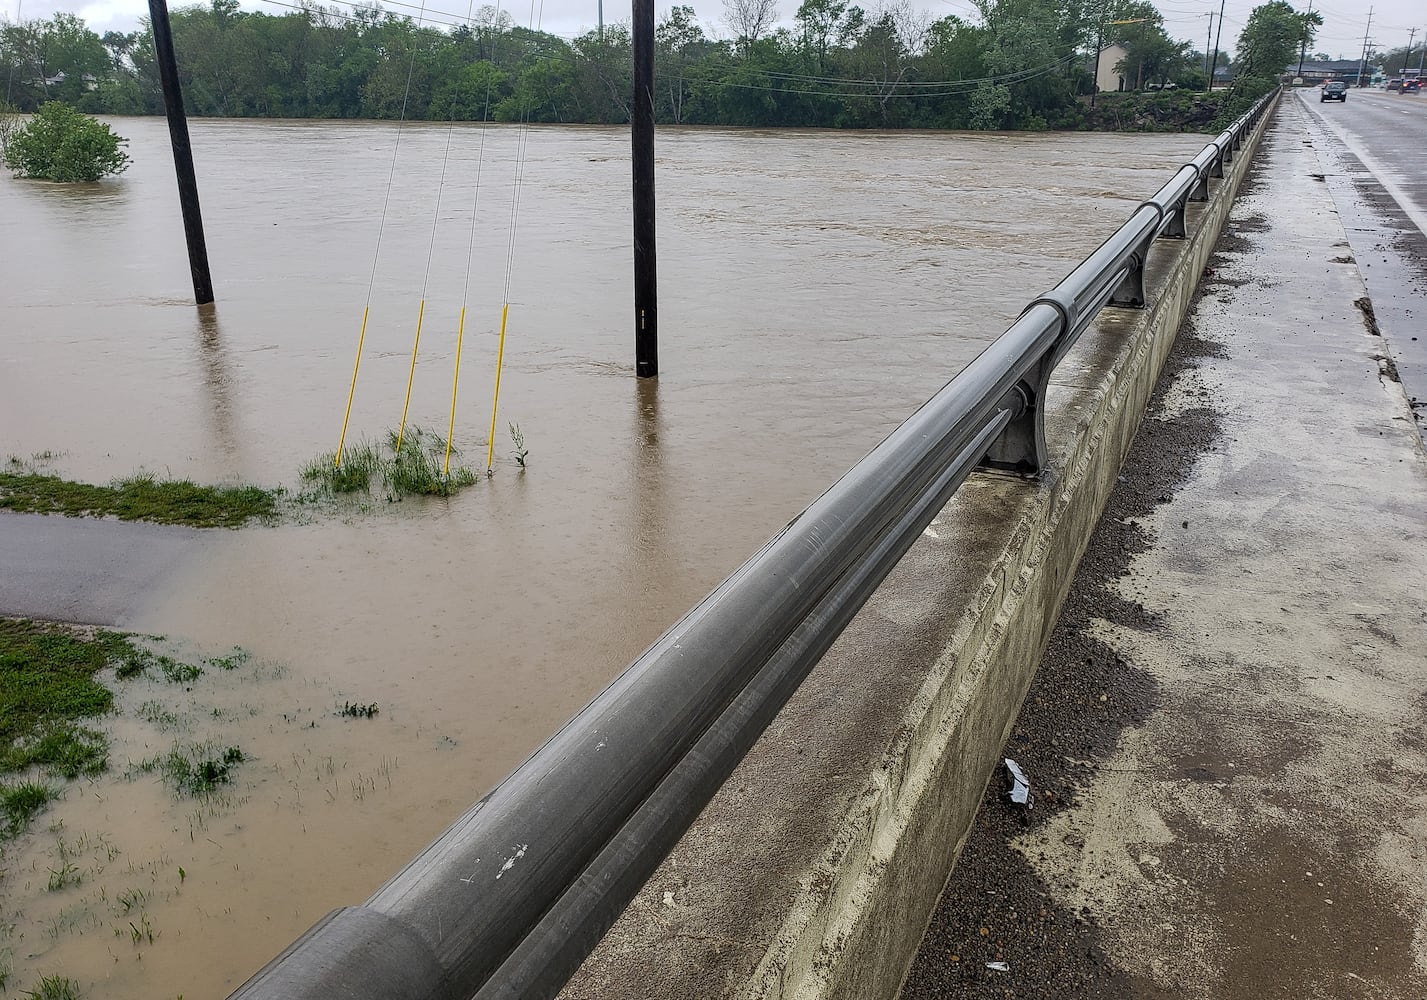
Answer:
[485, 303, 510, 471]
[336, 306, 370, 468]
[444, 307, 467, 477]
[396, 299, 426, 456]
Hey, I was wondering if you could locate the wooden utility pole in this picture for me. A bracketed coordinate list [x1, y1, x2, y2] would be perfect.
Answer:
[1356, 7, 1374, 87]
[1205, 13, 1215, 81]
[632, 0, 657, 378]
[1209, 0, 1226, 91]
[148, 0, 214, 306]
[1091, 6, 1106, 109]
[1297, 0, 1314, 79]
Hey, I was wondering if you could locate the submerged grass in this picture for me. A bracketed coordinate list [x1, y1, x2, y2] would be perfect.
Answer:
[337, 701, 379, 719]
[134, 743, 245, 797]
[0, 619, 222, 837]
[22, 975, 82, 1000]
[0, 467, 276, 528]
[302, 426, 478, 498]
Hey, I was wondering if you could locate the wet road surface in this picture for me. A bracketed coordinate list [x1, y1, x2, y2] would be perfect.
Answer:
[1298, 87, 1427, 439]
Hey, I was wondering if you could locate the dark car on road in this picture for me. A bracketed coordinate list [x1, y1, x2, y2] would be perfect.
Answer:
[1321, 81, 1348, 102]
[1404, 80, 1421, 94]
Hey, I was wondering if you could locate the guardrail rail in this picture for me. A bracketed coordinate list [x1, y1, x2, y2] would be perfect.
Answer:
[231, 91, 1276, 1000]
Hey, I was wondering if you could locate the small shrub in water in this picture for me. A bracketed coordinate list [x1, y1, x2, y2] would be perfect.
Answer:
[4, 101, 130, 182]
[509, 422, 528, 468]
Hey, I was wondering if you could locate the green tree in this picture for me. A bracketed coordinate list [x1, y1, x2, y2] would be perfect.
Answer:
[657, 5, 712, 123]
[3, 100, 130, 181]
[973, 0, 1082, 127]
[1235, 1, 1320, 81]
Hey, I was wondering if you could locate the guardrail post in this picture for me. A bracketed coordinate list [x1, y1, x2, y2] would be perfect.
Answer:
[980, 358, 1049, 475]
[1190, 170, 1210, 202]
[1110, 251, 1147, 307]
[980, 298, 1071, 476]
[1159, 194, 1188, 239]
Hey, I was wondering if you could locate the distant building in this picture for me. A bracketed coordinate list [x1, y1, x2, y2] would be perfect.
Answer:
[26, 71, 99, 92]
[1286, 59, 1379, 84]
[1095, 44, 1131, 94]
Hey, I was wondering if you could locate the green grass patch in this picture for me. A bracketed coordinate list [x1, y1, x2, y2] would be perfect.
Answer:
[1, 781, 56, 838]
[2, 723, 107, 780]
[135, 743, 245, 797]
[303, 426, 479, 498]
[0, 470, 277, 528]
[0, 620, 123, 786]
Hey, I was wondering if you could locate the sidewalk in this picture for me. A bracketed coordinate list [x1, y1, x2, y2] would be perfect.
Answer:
[903, 97, 1427, 998]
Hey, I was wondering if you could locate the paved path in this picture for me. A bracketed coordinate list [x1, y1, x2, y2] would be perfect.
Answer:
[903, 97, 1427, 998]
[0, 511, 204, 625]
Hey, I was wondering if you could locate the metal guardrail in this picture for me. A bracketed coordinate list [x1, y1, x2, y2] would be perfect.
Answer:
[230, 92, 1275, 1000]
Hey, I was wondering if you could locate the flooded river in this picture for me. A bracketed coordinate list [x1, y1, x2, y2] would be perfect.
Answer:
[0, 118, 1207, 997]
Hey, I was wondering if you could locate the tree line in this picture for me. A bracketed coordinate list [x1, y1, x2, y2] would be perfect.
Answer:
[0, 0, 1316, 131]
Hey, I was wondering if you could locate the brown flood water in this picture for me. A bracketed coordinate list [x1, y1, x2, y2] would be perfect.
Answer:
[0, 118, 1207, 997]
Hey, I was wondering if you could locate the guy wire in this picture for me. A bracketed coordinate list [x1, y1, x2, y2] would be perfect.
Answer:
[336, 0, 431, 468]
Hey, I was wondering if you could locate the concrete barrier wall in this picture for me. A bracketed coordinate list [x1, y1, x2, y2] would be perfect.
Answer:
[559, 98, 1277, 1000]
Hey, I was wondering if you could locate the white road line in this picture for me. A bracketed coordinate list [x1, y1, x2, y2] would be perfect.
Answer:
[1297, 91, 1427, 239]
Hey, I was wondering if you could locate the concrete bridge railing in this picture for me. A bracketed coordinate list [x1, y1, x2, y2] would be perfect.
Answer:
[229, 90, 1279, 1000]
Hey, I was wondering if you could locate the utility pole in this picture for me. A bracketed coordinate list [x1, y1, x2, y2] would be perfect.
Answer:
[1404, 27, 1418, 74]
[1205, 13, 1214, 80]
[1419, 28, 1426, 72]
[1209, 0, 1226, 91]
[148, 0, 214, 306]
[1356, 7, 1373, 87]
[598, 0, 603, 44]
[1090, 3, 1106, 109]
[1296, 0, 1313, 79]
[631, 0, 657, 378]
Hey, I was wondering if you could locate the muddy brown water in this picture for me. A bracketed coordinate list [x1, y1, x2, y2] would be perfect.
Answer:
[0, 118, 1207, 998]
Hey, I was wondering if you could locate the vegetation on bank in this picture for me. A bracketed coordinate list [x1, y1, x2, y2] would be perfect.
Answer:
[0, 0, 1309, 131]
[1, 100, 129, 181]
[0, 462, 277, 528]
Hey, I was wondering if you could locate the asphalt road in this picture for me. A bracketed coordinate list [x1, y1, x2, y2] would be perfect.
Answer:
[1302, 86, 1427, 236]
[1299, 87, 1427, 440]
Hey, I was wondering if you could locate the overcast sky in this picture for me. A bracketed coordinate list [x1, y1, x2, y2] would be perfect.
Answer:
[6, 0, 1423, 67]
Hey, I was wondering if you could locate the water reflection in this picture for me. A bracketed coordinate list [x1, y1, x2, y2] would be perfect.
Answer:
[632, 375, 667, 569]
[194, 305, 246, 469]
